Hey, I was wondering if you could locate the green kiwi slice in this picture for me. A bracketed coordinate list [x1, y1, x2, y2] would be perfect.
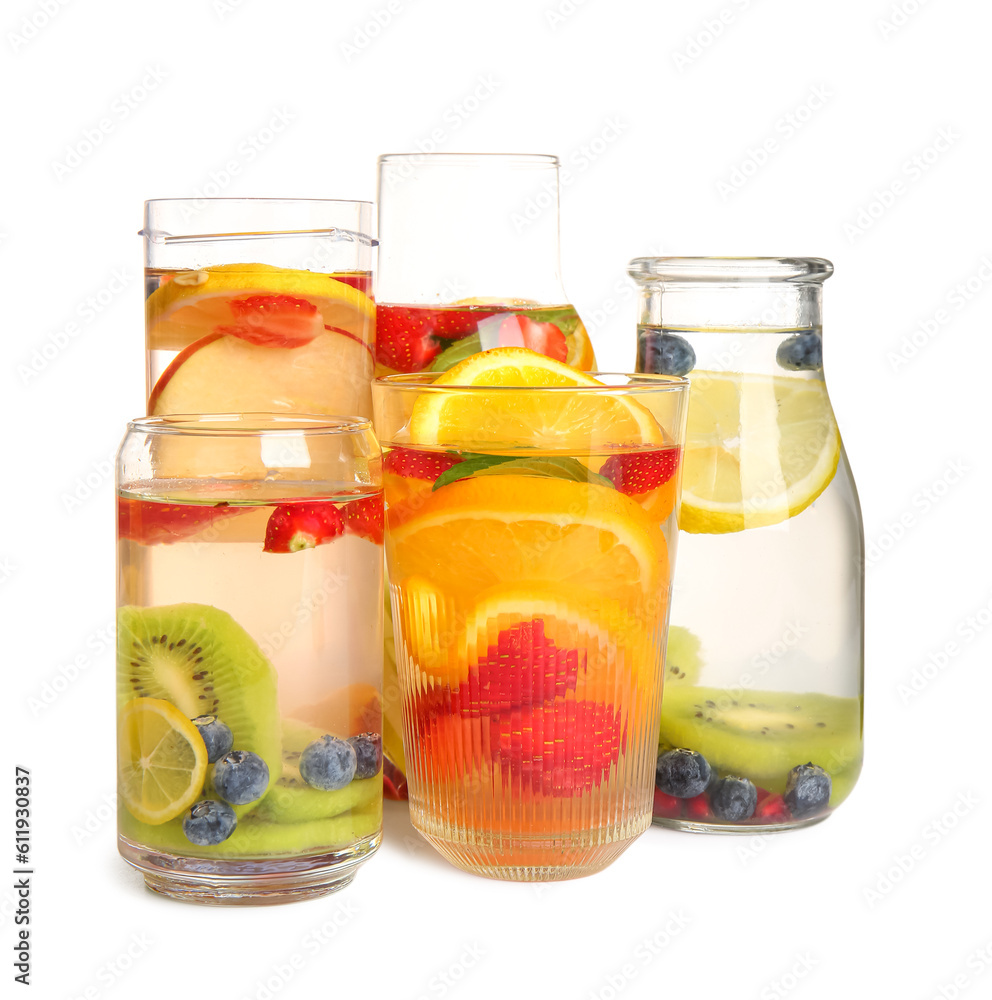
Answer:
[119, 799, 381, 858]
[250, 719, 381, 824]
[117, 603, 282, 813]
[664, 626, 704, 686]
[658, 685, 862, 803]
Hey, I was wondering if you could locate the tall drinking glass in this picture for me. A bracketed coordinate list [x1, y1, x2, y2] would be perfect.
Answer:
[142, 198, 375, 418]
[116, 415, 383, 903]
[374, 371, 688, 879]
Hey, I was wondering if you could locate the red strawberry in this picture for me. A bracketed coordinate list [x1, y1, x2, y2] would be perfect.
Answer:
[653, 787, 682, 818]
[497, 315, 567, 362]
[382, 757, 408, 800]
[263, 501, 344, 553]
[383, 447, 462, 482]
[333, 272, 373, 295]
[117, 497, 241, 545]
[685, 792, 713, 819]
[754, 789, 791, 823]
[601, 446, 681, 496]
[216, 294, 323, 348]
[375, 305, 494, 372]
[341, 494, 384, 545]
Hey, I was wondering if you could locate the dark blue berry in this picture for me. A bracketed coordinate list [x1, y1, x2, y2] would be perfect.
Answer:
[182, 800, 237, 846]
[638, 330, 696, 377]
[348, 732, 382, 779]
[299, 736, 357, 791]
[212, 750, 269, 805]
[710, 776, 758, 820]
[191, 715, 233, 763]
[656, 748, 711, 798]
[776, 331, 822, 371]
[784, 762, 832, 817]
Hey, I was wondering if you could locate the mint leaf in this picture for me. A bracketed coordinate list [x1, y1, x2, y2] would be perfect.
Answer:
[433, 454, 612, 491]
[429, 333, 482, 372]
[432, 453, 516, 490]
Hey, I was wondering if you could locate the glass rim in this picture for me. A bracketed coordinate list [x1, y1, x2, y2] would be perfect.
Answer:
[627, 256, 834, 283]
[373, 371, 689, 393]
[378, 152, 560, 167]
[143, 197, 374, 208]
[126, 413, 373, 437]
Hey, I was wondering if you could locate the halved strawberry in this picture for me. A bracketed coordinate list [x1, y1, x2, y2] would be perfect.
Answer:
[497, 315, 567, 362]
[263, 501, 344, 553]
[601, 446, 681, 496]
[341, 494, 384, 545]
[754, 789, 791, 823]
[332, 273, 373, 296]
[118, 497, 242, 545]
[216, 294, 323, 348]
[383, 447, 462, 482]
[375, 305, 494, 372]
[685, 792, 713, 819]
[654, 787, 682, 818]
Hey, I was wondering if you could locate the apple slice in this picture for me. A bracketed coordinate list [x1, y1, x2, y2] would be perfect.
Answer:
[148, 329, 373, 417]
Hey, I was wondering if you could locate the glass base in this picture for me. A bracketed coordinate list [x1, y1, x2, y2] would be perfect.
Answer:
[651, 813, 829, 835]
[118, 832, 380, 905]
[411, 811, 649, 881]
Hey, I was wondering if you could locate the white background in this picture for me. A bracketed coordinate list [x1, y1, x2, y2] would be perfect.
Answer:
[3, 1, 991, 998]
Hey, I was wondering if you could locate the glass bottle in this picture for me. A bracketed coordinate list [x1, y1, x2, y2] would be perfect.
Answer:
[629, 257, 863, 832]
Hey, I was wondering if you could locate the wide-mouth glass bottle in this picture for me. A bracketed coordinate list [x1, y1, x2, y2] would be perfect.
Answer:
[629, 257, 864, 832]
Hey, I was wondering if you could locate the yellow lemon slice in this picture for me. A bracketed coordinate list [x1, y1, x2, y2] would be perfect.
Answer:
[680, 371, 840, 534]
[118, 697, 207, 825]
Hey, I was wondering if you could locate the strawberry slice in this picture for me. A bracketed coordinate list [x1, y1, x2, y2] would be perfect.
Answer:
[332, 273, 373, 295]
[382, 757, 408, 800]
[263, 501, 344, 553]
[215, 294, 324, 348]
[383, 447, 462, 482]
[601, 446, 681, 496]
[497, 315, 567, 362]
[754, 788, 791, 823]
[685, 792, 713, 819]
[341, 494, 384, 545]
[118, 497, 242, 545]
[654, 787, 683, 818]
[375, 305, 495, 372]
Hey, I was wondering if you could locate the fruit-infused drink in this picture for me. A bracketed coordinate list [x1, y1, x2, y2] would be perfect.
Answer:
[373, 348, 688, 880]
[142, 199, 375, 418]
[375, 155, 596, 792]
[116, 416, 383, 903]
[628, 258, 864, 831]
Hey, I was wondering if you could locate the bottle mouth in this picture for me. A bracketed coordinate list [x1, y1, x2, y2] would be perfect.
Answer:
[627, 257, 834, 284]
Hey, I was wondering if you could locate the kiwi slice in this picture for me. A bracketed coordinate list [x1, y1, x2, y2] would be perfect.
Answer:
[250, 719, 381, 824]
[117, 603, 282, 814]
[664, 626, 704, 686]
[658, 685, 862, 803]
[119, 799, 381, 858]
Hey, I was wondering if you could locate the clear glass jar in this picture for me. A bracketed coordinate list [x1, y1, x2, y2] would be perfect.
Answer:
[628, 257, 863, 832]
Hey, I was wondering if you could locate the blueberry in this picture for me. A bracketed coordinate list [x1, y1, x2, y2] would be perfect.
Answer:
[710, 776, 758, 821]
[784, 762, 832, 817]
[638, 330, 696, 377]
[655, 748, 712, 798]
[776, 331, 822, 371]
[299, 736, 357, 791]
[191, 715, 233, 763]
[212, 750, 270, 805]
[182, 800, 237, 846]
[348, 732, 382, 779]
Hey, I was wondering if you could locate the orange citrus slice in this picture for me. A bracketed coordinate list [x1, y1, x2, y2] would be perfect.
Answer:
[118, 697, 207, 825]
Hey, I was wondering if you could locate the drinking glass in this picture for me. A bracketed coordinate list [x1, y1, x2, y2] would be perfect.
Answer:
[373, 373, 688, 879]
[141, 198, 375, 418]
[629, 257, 864, 831]
[116, 414, 383, 903]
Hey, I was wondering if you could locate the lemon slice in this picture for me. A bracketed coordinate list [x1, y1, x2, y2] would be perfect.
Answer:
[118, 697, 208, 825]
[408, 346, 662, 449]
[680, 371, 840, 534]
[146, 262, 374, 352]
